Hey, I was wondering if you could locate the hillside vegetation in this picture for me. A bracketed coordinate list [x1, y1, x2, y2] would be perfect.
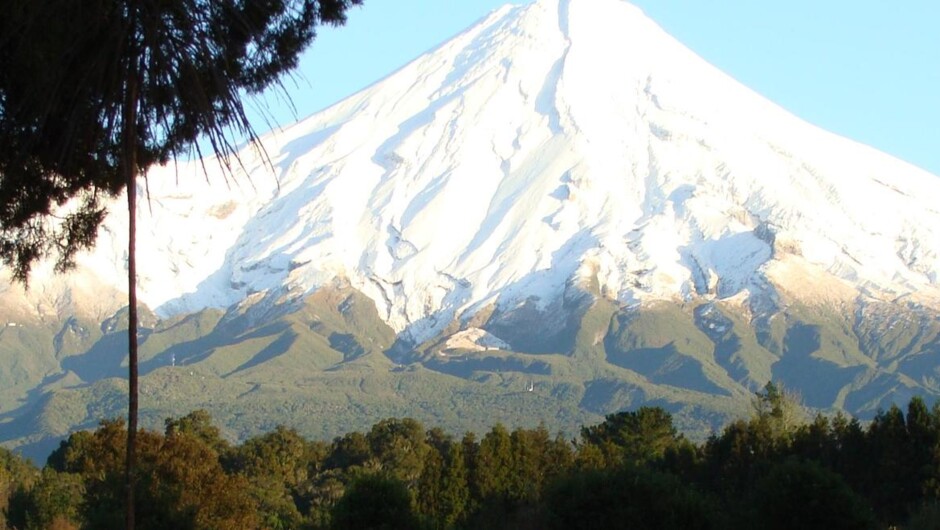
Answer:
[4, 385, 940, 529]
[3, 285, 940, 463]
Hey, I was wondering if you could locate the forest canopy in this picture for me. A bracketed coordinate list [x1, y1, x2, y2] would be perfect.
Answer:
[4, 389, 940, 529]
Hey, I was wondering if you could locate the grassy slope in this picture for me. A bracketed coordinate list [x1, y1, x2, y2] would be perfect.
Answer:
[3, 285, 940, 462]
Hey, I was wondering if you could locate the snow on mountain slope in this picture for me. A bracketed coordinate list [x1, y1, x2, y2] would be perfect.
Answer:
[9, 0, 940, 344]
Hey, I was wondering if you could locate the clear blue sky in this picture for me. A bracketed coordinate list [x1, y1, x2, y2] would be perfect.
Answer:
[247, 0, 940, 176]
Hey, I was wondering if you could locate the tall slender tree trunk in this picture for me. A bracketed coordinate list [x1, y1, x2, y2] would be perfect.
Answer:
[123, 26, 140, 530]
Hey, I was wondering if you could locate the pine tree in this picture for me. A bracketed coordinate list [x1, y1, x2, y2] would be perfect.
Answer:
[0, 2, 362, 527]
[751, 381, 805, 439]
[416, 439, 445, 523]
[474, 424, 513, 499]
[439, 441, 470, 527]
[580, 406, 681, 466]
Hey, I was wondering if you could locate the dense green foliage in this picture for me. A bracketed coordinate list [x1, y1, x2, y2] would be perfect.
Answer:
[2, 4, 363, 527]
[7, 387, 940, 528]
[543, 466, 722, 530]
[9, 291, 940, 466]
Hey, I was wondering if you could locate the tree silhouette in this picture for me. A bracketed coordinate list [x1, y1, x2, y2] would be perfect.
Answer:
[751, 458, 875, 530]
[330, 474, 420, 530]
[0, 1, 362, 527]
[580, 406, 682, 466]
[543, 466, 721, 530]
[752, 381, 805, 439]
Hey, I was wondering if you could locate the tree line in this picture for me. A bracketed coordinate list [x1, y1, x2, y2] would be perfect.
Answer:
[3, 384, 940, 529]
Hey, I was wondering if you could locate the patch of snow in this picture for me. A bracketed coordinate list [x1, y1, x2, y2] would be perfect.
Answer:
[443, 328, 512, 353]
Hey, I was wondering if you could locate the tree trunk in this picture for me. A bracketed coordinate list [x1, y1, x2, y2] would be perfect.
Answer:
[123, 34, 140, 530]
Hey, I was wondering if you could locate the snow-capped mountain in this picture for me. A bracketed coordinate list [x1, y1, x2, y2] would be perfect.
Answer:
[3, 0, 940, 457]
[22, 0, 937, 340]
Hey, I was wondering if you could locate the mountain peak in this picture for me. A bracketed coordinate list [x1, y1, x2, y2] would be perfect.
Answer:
[7, 0, 940, 345]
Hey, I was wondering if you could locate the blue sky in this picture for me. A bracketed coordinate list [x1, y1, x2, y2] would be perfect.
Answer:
[247, 0, 939, 176]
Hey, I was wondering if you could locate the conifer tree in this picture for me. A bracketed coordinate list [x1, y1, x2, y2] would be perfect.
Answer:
[0, 1, 362, 527]
[752, 381, 805, 438]
[580, 406, 681, 466]
[438, 441, 470, 527]
[474, 424, 513, 499]
[417, 429, 470, 528]
[416, 439, 445, 522]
